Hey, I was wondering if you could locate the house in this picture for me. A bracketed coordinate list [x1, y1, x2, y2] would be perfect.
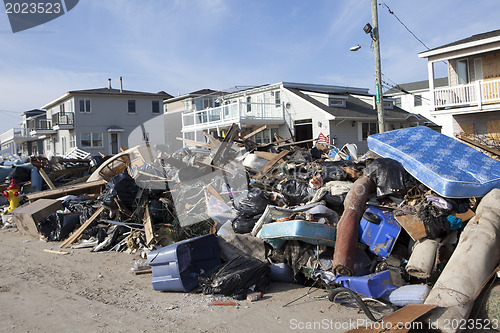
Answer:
[384, 78, 448, 130]
[418, 29, 500, 142]
[180, 82, 436, 153]
[0, 109, 47, 157]
[40, 79, 170, 157]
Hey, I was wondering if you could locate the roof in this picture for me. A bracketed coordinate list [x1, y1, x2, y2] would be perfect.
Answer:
[165, 89, 222, 103]
[42, 87, 167, 109]
[384, 77, 449, 95]
[419, 29, 500, 58]
[286, 88, 437, 124]
[21, 109, 46, 116]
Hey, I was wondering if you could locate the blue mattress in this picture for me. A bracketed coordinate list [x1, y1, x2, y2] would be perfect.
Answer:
[367, 126, 500, 198]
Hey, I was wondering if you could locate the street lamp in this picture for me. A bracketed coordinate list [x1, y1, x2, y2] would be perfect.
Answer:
[350, 0, 386, 133]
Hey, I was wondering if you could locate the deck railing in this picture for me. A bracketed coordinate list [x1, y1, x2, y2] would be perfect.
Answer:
[433, 78, 500, 109]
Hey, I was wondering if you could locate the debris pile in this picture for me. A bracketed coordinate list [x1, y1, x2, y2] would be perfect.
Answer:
[1, 125, 499, 332]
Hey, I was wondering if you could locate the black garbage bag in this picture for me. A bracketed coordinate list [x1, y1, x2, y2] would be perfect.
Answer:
[37, 213, 80, 241]
[7, 165, 32, 184]
[318, 161, 350, 182]
[276, 179, 315, 206]
[417, 201, 451, 239]
[233, 188, 270, 217]
[198, 256, 271, 297]
[364, 158, 415, 197]
[98, 170, 138, 211]
[232, 214, 262, 234]
[287, 150, 312, 164]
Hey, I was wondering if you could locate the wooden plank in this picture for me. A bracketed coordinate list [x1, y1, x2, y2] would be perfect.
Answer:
[176, 137, 210, 149]
[206, 184, 225, 203]
[243, 125, 268, 140]
[275, 138, 315, 147]
[395, 215, 427, 241]
[25, 179, 106, 202]
[143, 206, 154, 246]
[39, 168, 56, 190]
[11, 199, 63, 237]
[253, 151, 279, 160]
[44, 249, 69, 255]
[260, 149, 290, 174]
[60, 205, 104, 248]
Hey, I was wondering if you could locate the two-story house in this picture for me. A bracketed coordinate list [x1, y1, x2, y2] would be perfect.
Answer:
[40, 79, 170, 157]
[384, 78, 449, 133]
[0, 109, 47, 157]
[181, 82, 436, 153]
[418, 29, 500, 143]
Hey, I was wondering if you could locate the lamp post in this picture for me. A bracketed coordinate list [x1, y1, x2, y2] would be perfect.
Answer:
[350, 0, 386, 133]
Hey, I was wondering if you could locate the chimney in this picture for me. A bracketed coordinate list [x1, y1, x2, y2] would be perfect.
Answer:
[108, 78, 112, 89]
[120, 76, 123, 93]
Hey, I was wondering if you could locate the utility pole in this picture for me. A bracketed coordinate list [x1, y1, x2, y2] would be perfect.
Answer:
[372, 0, 385, 133]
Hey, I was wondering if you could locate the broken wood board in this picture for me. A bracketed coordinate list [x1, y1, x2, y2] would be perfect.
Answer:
[44, 249, 69, 255]
[346, 304, 436, 333]
[143, 206, 154, 246]
[11, 199, 63, 237]
[26, 179, 106, 202]
[39, 168, 56, 190]
[60, 205, 104, 248]
[255, 149, 290, 179]
[452, 208, 475, 222]
[395, 215, 427, 241]
[243, 125, 268, 140]
[253, 151, 279, 160]
[275, 138, 315, 148]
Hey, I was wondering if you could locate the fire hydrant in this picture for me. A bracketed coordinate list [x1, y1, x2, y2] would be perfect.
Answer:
[3, 179, 20, 212]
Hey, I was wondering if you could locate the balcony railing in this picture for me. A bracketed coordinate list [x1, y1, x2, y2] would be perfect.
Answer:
[27, 119, 51, 131]
[52, 112, 74, 126]
[433, 78, 500, 109]
[0, 127, 30, 143]
[182, 101, 285, 131]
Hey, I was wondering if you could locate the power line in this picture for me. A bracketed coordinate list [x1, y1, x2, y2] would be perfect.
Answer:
[380, 1, 431, 50]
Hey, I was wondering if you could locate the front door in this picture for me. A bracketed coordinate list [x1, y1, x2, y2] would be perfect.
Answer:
[110, 133, 119, 154]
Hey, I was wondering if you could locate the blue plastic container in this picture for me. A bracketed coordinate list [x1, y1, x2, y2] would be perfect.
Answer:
[260, 220, 337, 249]
[358, 206, 401, 258]
[147, 234, 221, 292]
[336, 270, 397, 299]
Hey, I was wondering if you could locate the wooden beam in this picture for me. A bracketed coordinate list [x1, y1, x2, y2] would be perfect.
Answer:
[243, 125, 268, 140]
[253, 151, 280, 160]
[26, 179, 106, 202]
[206, 184, 225, 203]
[60, 205, 104, 248]
[260, 149, 290, 174]
[39, 168, 56, 190]
[275, 138, 315, 148]
[143, 206, 154, 246]
[44, 249, 69, 255]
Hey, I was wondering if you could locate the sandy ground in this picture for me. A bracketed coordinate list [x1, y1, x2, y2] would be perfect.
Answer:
[0, 227, 374, 333]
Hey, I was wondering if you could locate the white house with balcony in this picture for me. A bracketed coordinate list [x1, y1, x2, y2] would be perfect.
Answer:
[418, 29, 500, 141]
[180, 82, 436, 153]
[40, 80, 170, 157]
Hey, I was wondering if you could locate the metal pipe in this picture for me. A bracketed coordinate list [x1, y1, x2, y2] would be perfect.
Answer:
[332, 175, 376, 276]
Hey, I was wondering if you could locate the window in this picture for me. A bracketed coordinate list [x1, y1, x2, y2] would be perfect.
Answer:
[152, 100, 160, 114]
[395, 97, 401, 107]
[362, 122, 377, 140]
[414, 94, 422, 107]
[79, 99, 91, 113]
[67, 100, 73, 112]
[275, 91, 281, 107]
[457, 59, 469, 85]
[383, 101, 393, 109]
[69, 134, 76, 148]
[203, 99, 212, 109]
[81, 132, 103, 148]
[128, 100, 136, 113]
[45, 138, 51, 151]
[328, 98, 345, 107]
[246, 96, 251, 112]
[59, 103, 65, 113]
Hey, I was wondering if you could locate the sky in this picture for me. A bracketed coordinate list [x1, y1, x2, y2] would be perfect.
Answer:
[0, 0, 499, 134]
